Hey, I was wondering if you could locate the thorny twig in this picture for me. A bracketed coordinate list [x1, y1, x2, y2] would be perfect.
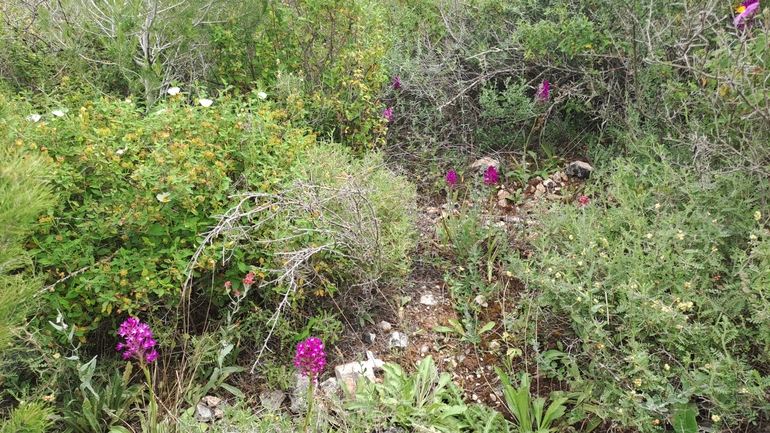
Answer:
[182, 178, 393, 373]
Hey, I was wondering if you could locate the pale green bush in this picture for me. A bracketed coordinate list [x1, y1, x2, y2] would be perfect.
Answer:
[507, 152, 770, 431]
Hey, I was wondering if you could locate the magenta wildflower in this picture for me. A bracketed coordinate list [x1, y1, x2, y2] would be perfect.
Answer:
[116, 317, 158, 364]
[383, 107, 393, 123]
[294, 337, 326, 382]
[393, 76, 401, 90]
[484, 165, 498, 185]
[446, 170, 457, 188]
[735, 0, 760, 27]
[224, 281, 232, 293]
[536, 80, 550, 102]
[578, 195, 591, 208]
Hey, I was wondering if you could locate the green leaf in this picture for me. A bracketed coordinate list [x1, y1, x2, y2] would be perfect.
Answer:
[434, 325, 458, 334]
[478, 321, 495, 335]
[672, 403, 698, 433]
[220, 383, 245, 398]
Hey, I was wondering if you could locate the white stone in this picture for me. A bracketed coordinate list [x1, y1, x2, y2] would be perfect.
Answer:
[319, 377, 341, 398]
[419, 293, 437, 306]
[470, 157, 501, 174]
[201, 395, 221, 407]
[194, 403, 213, 422]
[565, 161, 594, 179]
[377, 321, 392, 332]
[259, 390, 286, 411]
[388, 331, 408, 349]
[333, 351, 384, 395]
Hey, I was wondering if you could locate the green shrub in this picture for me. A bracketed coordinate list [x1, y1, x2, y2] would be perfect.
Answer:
[0, 400, 54, 433]
[200, 143, 416, 316]
[190, 143, 416, 372]
[1, 89, 313, 339]
[506, 154, 770, 430]
[212, 0, 391, 148]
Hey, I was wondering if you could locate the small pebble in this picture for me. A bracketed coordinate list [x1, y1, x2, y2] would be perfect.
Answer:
[362, 332, 376, 345]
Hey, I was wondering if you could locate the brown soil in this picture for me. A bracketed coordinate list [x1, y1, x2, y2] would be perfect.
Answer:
[328, 155, 589, 419]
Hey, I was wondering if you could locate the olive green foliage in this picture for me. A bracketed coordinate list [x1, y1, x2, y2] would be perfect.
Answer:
[0, 96, 54, 348]
[349, 356, 513, 432]
[0, 400, 54, 433]
[205, 143, 416, 323]
[285, 143, 417, 291]
[1, 89, 313, 338]
[58, 357, 142, 433]
[1, 0, 271, 103]
[495, 368, 568, 433]
[507, 153, 770, 430]
[212, 0, 391, 148]
[0, 93, 55, 433]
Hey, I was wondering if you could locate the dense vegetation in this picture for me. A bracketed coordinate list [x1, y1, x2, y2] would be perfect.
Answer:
[1, 0, 769, 432]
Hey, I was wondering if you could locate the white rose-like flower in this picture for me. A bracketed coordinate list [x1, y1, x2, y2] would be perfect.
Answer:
[257, 91, 267, 99]
[26, 114, 42, 122]
[167, 86, 181, 96]
[199, 98, 213, 107]
[52, 110, 65, 117]
[156, 192, 171, 203]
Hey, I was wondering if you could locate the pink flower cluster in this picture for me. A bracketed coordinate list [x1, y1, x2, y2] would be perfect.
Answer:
[484, 165, 499, 185]
[446, 170, 457, 188]
[383, 107, 393, 123]
[116, 317, 159, 363]
[294, 337, 326, 381]
[243, 272, 255, 286]
[578, 195, 591, 208]
[393, 76, 401, 90]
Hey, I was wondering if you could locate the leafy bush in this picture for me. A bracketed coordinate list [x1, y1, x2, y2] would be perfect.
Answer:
[1, 89, 313, 338]
[0, 94, 54, 348]
[506, 153, 770, 430]
[0, 400, 54, 433]
[192, 143, 416, 363]
[349, 355, 514, 432]
[211, 0, 391, 148]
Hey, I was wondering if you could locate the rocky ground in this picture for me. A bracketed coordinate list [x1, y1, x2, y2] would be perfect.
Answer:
[216, 155, 593, 426]
[322, 155, 592, 415]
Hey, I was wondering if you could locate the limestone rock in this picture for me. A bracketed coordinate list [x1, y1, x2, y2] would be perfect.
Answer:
[388, 331, 408, 350]
[319, 377, 342, 398]
[470, 157, 500, 175]
[194, 403, 213, 423]
[419, 293, 437, 306]
[201, 396, 221, 408]
[362, 331, 376, 345]
[334, 351, 384, 395]
[259, 389, 286, 411]
[565, 161, 593, 179]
